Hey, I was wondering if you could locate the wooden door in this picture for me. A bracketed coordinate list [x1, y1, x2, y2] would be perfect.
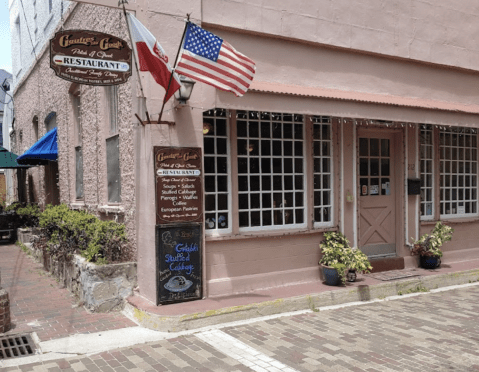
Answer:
[358, 131, 397, 257]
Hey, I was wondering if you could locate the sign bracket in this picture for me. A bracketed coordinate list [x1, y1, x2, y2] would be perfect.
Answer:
[135, 113, 175, 126]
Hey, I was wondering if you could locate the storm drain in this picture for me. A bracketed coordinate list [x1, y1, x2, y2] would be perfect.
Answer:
[0, 334, 37, 359]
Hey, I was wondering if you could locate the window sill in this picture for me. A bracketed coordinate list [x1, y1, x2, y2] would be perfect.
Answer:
[98, 205, 124, 214]
[205, 226, 337, 242]
[70, 201, 85, 210]
[421, 217, 479, 226]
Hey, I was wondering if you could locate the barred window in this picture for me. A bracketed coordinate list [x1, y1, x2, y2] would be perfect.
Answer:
[440, 127, 478, 217]
[313, 116, 333, 225]
[203, 109, 230, 232]
[237, 111, 305, 229]
[420, 125, 434, 219]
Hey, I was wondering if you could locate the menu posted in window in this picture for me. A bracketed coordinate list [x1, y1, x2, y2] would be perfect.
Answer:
[154, 147, 203, 224]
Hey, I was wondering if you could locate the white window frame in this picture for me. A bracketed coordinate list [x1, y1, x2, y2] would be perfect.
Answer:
[439, 127, 478, 218]
[312, 116, 334, 228]
[420, 125, 434, 220]
[203, 109, 232, 236]
[236, 111, 307, 232]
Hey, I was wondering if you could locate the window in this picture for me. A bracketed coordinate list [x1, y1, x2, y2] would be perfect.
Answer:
[107, 85, 118, 135]
[204, 109, 230, 232]
[33, 1, 38, 42]
[203, 109, 336, 234]
[106, 86, 120, 203]
[71, 90, 83, 199]
[32, 116, 39, 141]
[439, 127, 477, 217]
[420, 125, 434, 219]
[15, 17, 21, 59]
[313, 116, 333, 225]
[237, 111, 305, 230]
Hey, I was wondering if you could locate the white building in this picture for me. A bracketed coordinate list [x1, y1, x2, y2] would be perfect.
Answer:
[9, 0, 70, 88]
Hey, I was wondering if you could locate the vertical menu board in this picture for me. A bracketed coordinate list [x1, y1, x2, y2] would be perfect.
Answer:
[156, 224, 202, 304]
[154, 147, 203, 224]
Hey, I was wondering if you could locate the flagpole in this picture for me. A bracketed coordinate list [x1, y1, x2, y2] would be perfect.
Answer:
[158, 13, 191, 122]
[121, 2, 146, 99]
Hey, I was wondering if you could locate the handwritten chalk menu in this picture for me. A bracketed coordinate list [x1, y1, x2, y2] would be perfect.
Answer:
[154, 147, 203, 224]
[156, 224, 202, 304]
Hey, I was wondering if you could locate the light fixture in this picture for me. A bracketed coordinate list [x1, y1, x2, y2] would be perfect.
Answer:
[1, 78, 10, 92]
[174, 75, 196, 106]
[203, 122, 213, 135]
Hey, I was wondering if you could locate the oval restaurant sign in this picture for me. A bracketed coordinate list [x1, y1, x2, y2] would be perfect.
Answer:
[154, 147, 203, 224]
[50, 30, 132, 85]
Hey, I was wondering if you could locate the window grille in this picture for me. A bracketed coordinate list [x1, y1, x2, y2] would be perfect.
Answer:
[236, 111, 305, 229]
[312, 116, 333, 225]
[439, 127, 477, 217]
[203, 109, 230, 232]
[420, 125, 434, 219]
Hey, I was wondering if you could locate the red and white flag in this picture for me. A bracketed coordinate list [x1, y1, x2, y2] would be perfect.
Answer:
[175, 23, 256, 97]
[127, 13, 181, 102]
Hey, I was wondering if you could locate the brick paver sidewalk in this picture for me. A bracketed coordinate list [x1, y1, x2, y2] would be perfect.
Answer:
[4, 285, 479, 371]
[0, 243, 135, 342]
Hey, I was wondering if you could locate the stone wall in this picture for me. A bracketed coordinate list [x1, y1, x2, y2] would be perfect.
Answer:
[22, 229, 137, 312]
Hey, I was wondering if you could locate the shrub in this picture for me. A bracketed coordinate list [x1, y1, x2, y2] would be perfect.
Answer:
[410, 222, 453, 258]
[37, 204, 129, 264]
[4, 202, 40, 227]
[319, 231, 372, 283]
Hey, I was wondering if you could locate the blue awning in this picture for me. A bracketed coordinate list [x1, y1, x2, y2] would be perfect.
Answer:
[17, 127, 58, 165]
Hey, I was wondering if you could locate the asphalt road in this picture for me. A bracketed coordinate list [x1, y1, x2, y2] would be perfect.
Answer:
[4, 283, 479, 371]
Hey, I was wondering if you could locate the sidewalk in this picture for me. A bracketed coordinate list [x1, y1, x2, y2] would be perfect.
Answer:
[0, 242, 135, 342]
[2, 240, 479, 365]
[125, 257, 479, 332]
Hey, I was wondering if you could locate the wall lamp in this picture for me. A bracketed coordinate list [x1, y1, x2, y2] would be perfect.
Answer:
[174, 75, 196, 106]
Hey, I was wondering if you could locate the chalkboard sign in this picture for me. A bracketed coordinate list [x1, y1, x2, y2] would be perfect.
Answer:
[156, 224, 202, 305]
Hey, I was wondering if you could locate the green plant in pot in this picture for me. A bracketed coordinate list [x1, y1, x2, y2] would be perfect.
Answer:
[319, 232, 372, 285]
[410, 221, 453, 269]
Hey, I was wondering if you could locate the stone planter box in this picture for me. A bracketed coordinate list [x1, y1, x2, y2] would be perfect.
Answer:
[20, 229, 137, 313]
[16, 227, 41, 245]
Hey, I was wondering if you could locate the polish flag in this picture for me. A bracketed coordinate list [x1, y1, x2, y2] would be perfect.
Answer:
[127, 13, 181, 102]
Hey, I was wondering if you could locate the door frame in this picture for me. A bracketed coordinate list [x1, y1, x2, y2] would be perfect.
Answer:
[356, 126, 404, 258]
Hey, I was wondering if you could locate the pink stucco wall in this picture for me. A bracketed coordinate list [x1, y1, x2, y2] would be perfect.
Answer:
[202, 0, 479, 72]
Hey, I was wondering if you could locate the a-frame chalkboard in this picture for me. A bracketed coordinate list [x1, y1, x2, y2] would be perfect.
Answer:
[156, 224, 202, 305]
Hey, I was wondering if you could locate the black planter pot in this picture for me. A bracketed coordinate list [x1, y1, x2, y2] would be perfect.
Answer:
[321, 265, 342, 286]
[420, 255, 441, 269]
[347, 269, 357, 282]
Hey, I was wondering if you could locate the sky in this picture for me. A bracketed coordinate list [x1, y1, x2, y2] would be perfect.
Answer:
[0, 0, 12, 73]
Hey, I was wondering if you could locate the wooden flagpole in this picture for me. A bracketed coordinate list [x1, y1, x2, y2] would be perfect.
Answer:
[121, 1, 146, 99]
[157, 14, 191, 122]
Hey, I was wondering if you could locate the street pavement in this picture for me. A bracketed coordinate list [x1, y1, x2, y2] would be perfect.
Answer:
[4, 284, 479, 371]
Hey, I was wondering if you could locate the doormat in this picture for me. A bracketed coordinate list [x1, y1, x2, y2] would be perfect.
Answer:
[368, 270, 421, 281]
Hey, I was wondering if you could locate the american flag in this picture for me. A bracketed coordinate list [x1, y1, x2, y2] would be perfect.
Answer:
[175, 23, 256, 97]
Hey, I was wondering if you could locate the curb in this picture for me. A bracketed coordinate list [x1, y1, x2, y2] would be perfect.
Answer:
[123, 268, 479, 332]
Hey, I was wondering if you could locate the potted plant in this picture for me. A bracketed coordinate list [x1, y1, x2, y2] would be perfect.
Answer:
[319, 232, 372, 285]
[410, 222, 453, 269]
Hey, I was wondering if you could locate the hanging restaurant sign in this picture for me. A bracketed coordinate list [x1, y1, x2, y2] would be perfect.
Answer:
[154, 147, 203, 224]
[50, 30, 132, 86]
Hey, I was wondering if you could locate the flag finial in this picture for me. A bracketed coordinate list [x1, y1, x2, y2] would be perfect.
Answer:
[118, 0, 128, 6]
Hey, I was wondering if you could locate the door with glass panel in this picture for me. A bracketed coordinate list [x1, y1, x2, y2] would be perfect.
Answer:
[358, 131, 396, 257]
